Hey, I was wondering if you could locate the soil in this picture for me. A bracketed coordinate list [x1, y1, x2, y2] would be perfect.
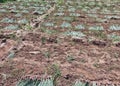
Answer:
[0, 31, 120, 85]
[0, 0, 120, 86]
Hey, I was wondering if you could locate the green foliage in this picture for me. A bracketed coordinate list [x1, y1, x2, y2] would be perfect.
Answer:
[24, 24, 32, 30]
[5, 25, 19, 30]
[75, 25, 85, 30]
[73, 80, 98, 86]
[15, 13, 22, 17]
[63, 17, 73, 21]
[18, 19, 28, 25]
[70, 13, 80, 17]
[17, 79, 99, 86]
[107, 34, 120, 43]
[64, 31, 86, 38]
[68, 7, 76, 12]
[17, 78, 54, 86]
[0, 0, 16, 3]
[0, 9, 7, 12]
[89, 26, 104, 31]
[43, 51, 50, 58]
[109, 25, 120, 30]
[1, 18, 16, 23]
[54, 12, 64, 16]
[55, 0, 64, 6]
[93, 63, 100, 68]
[17, 64, 61, 86]
[41, 37, 47, 44]
[67, 55, 75, 62]
[43, 22, 54, 27]
[90, 30, 106, 40]
[61, 22, 72, 28]
[73, 81, 89, 86]
[51, 64, 61, 86]
[7, 51, 15, 58]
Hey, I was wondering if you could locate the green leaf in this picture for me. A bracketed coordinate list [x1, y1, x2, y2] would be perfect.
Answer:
[64, 31, 86, 38]
[7, 51, 15, 58]
[43, 22, 54, 27]
[1, 18, 16, 23]
[15, 13, 22, 17]
[17, 78, 53, 86]
[107, 34, 120, 43]
[18, 19, 28, 24]
[75, 25, 85, 30]
[89, 26, 104, 30]
[74, 81, 84, 86]
[63, 17, 73, 21]
[109, 25, 120, 30]
[0, 9, 7, 12]
[70, 13, 80, 17]
[21, 10, 29, 13]
[54, 13, 64, 16]
[61, 22, 72, 28]
[68, 7, 76, 12]
[5, 25, 19, 30]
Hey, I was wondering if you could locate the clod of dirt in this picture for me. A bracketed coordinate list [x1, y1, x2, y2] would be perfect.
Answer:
[92, 40, 107, 47]
[104, 21, 108, 23]
[63, 74, 72, 80]
[72, 37, 88, 45]
[79, 16, 86, 18]
[110, 17, 120, 20]
[47, 36, 58, 43]
[115, 42, 120, 47]
[0, 34, 10, 39]
[30, 19, 40, 28]
[1, 38, 7, 43]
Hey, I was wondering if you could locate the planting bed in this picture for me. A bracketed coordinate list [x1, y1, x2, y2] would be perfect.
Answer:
[0, 0, 120, 86]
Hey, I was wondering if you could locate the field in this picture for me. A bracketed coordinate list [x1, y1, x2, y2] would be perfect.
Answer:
[0, 0, 120, 86]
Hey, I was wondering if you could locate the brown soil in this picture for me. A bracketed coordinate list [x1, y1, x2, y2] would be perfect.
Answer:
[0, 1, 120, 86]
[0, 31, 120, 86]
